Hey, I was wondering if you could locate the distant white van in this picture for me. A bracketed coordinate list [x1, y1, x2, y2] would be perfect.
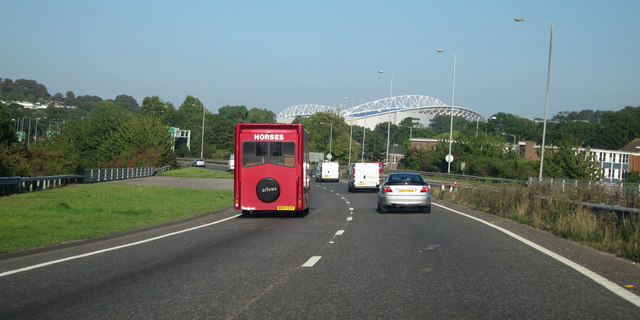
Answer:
[348, 162, 380, 192]
[316, 161, 339, 182]
[227, 154, 235, 172]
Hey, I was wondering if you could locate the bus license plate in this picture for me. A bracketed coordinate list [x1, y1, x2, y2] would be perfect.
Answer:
[277, 206, 295, 211]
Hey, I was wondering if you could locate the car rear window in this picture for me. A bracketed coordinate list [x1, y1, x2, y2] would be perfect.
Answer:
[386, 174, 425, 185]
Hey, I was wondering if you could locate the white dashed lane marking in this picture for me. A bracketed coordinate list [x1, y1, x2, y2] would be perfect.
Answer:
[302, 256, 322, 267]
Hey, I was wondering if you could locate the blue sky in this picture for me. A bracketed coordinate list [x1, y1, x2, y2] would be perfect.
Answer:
[2, 0, 638, 119]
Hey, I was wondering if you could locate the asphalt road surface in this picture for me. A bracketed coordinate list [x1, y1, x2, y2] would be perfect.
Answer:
[1, 178, 639, 319]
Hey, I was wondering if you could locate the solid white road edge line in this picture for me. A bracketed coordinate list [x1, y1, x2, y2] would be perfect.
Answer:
[433, 202, 640, 308]
[0, 214, 241, 278]
[302, 256, 322, 267]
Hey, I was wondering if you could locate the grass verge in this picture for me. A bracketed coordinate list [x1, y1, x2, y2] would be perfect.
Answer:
[434, 184, 640, 262]
[157, 167, 233, 179]
[0, 184, 233, 253]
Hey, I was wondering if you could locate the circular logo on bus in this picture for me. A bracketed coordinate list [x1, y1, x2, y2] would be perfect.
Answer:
[256, 177, 280, 203]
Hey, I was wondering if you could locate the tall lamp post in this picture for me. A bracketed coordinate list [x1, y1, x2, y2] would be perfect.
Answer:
[378, 70, 393, 167]
[344, 97, 355, 167]
[437, 49, 456, 174]
[515, 17, 553, 181]
[319, 122, 333, 159]
[361, 119, 366, 162]
[200, 105, 206, 159]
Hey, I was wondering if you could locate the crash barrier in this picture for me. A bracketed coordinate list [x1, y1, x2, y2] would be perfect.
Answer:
[0, 166, 171, 196]
[83, 167, 157, 183]
[0, 175, 85, 196]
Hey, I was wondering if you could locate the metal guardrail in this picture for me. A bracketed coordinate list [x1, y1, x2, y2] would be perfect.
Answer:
[0, 175, 85, 195]
[1, 166, 172, 196]
[83, 167, 156, 183]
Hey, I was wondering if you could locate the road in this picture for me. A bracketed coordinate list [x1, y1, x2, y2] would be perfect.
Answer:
[1, 178, 639, 319]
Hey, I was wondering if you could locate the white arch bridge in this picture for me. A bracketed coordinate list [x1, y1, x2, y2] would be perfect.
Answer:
[276, 95, 485, 128]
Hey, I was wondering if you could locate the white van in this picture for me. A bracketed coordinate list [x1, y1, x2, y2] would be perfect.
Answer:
[227, 154, 235, 172]
[316, 161, 339, 182]
[348, 162, 380, 192]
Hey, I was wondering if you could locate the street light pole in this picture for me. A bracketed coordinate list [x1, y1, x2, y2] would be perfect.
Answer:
[345, 97, 355, 167]
[200, 105, 205, 159]
[361, 119, 366, 162]
[515, 17, 553, 181]
[378, 70, 393, 167]
[319, 122, 334, 159]
[437, 49, 456, 174]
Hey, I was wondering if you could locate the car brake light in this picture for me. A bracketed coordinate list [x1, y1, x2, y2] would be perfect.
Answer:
[383, 185, 392, 192]
[420, 185, 430, 193]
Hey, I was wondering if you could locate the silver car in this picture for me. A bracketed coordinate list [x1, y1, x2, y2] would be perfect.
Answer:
[377, 173, 431, 213]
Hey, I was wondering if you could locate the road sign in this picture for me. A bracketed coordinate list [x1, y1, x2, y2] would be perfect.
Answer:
[445, 154, 454, 163]
[327, 153, 332, 160]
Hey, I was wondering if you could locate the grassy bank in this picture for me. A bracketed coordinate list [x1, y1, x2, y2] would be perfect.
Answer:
[157, 167, 233, 179]
[0, 183, 233, 253]
[434, 183, 640, 262]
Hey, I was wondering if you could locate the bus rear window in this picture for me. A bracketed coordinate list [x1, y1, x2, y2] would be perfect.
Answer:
[242, 141, 296, 167]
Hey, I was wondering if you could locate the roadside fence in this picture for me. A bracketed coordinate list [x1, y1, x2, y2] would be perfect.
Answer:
[527, 177, 640, 194]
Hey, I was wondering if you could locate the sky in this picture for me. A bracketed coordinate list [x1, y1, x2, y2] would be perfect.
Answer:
[1, 0, 639, 119]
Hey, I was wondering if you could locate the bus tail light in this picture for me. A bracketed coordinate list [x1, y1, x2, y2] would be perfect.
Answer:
[234, 198, 239, 208]
[297, 199, 302, 209]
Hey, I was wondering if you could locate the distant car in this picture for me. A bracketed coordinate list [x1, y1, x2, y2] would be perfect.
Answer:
[377, 173, 431, 213]
[192, 158, 205, 167]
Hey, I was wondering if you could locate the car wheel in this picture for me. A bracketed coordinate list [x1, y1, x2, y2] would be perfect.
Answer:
[378, 201, 388, 213]
[422, 205, 431, 214]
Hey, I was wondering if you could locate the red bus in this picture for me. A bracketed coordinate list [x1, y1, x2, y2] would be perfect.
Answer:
[234, 124, 310, 216]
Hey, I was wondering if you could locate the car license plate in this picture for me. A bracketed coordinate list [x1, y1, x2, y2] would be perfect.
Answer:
[277, 206, 295, 211]
[358, 182, 365, 185]
[399, 189, 414, 193]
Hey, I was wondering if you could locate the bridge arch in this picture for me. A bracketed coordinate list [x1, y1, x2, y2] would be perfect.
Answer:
[275, 95, 485, 124]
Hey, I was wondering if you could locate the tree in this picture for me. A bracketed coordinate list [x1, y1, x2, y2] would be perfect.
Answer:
[302, 113, 347, 162]
[74, 95, 103, 115]
[114, 95, 139, 113]
[64, 91, 76, 106]
[594, 107, 640, 149]
[51, 101, 173, 169]
[219, 105, 248, 123]
[247, 108, 276, 123]
[0, 104, 17, 146]
[141, 96, 167, 117]
[543, 137, 602, 180]
[429, 115, 453, 135]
